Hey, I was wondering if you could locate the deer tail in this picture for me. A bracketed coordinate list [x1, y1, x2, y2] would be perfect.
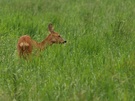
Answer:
[19, 42, 29, 50]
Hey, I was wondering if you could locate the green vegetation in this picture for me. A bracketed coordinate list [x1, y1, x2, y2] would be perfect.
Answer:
[0, 0, 135, 101]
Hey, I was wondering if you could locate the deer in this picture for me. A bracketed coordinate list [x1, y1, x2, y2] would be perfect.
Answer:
[17, 24, 66, 59]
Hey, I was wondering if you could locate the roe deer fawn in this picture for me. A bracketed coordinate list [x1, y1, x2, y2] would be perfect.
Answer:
[17, 24, 66, 59]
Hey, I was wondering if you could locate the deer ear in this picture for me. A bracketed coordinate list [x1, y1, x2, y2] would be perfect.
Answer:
[48, 23, 54, 33]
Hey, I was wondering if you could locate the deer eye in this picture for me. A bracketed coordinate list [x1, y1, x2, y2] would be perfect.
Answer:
[58, 35, 60, 37]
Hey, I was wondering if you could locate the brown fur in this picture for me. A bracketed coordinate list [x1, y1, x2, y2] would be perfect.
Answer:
[17, 24, 66, 59]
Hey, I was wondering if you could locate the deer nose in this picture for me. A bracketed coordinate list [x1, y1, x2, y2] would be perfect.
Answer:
[63, 41, 67, 43]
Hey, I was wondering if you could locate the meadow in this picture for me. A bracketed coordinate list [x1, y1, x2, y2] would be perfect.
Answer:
[0, 0, 135, 101]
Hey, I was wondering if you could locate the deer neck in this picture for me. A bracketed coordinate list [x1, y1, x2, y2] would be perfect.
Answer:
[39, 37, 52, 50]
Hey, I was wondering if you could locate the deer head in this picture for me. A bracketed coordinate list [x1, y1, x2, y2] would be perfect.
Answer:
[46, 24, 67, 44]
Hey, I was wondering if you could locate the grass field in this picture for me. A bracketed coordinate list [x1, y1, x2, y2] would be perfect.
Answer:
[0, 0, 135, 101]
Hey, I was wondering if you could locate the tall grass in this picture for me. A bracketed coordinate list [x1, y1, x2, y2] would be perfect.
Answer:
[0, 0, 135, 101]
